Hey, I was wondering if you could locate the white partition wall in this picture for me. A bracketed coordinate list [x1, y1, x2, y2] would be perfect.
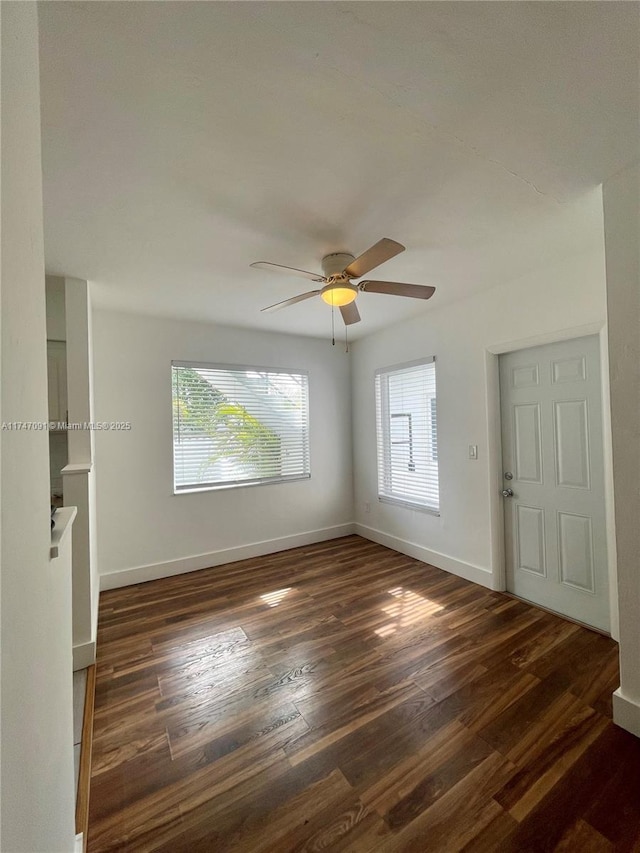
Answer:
[1, 3, 76, 849]
[604, 162, 640, 738]
[63, 277, 100, 669]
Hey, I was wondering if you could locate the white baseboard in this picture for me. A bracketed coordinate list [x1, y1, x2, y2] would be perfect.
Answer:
[73, 640, 96, 671]
[355, 523, 494, 590]
[613, 688, 640, 738]
[99, 523, 356, 591]
[75, 833, 83, 853]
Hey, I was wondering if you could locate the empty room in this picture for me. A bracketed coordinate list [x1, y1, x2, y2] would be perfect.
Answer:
[1, 2, 639, 852]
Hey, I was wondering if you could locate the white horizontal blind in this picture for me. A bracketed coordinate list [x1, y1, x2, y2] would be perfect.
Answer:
[172, 361, 310, 492]
[375, 358, 439, 512]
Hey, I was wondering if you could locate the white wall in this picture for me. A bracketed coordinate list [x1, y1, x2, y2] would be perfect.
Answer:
[0, 3, 76, 850]
[93, 310, 353, 586]
[604, 162, 640, 737]
[63, 278, 100, 669]
[352, 242, 608, 590]
[45, 278, 69, 497]
[49, 432, 68, 495]
[46, 275, 66, 341]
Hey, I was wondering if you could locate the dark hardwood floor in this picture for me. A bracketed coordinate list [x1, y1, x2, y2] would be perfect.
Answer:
[89, 535, 639, 852]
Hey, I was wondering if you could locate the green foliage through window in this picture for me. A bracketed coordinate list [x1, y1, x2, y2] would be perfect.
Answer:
[172, 364, 310, 491]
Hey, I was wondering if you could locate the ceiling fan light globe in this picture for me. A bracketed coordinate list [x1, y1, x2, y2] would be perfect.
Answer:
[320, 285, 358, 307]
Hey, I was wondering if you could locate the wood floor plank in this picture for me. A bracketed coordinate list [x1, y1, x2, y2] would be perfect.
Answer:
[553, 819, 614, 852]
[156, 767, 356, 853]
[581, 725, 640, 850]
[88, 535, 634, 853]
[496, 724, 636, 852]
[287, 681, 426, 767]
[90, 744, 291, 851]
[360, 719, 465, 813]
[216, 769, 357, 853]
[493, 705, 609, 821]
[418, 659, 539, 737]
[384, 732, 497, 832]
[376, 751, 515, 852]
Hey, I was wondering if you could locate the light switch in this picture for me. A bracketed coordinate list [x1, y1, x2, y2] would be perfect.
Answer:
[468, 445, 478, 460]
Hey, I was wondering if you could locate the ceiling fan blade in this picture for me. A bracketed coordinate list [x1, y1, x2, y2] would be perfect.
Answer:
[340, 302, 361, 325]
[343, 238, 405, 279]
[360, 281, 436, 300]
[261, 290, 320, 313]
[251, 261, 324, 282]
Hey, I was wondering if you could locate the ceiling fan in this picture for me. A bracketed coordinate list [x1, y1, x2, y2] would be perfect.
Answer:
[250, 238, 435, 326]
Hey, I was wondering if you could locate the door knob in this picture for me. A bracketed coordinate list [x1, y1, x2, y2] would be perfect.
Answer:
[502, 489, 514, 497]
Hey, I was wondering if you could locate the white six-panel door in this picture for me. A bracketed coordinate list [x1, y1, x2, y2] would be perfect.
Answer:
[499, 335, 609, 632]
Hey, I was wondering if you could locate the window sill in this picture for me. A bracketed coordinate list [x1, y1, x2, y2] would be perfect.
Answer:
[378, 495, 440, 516]
[174, 473, 311, 495]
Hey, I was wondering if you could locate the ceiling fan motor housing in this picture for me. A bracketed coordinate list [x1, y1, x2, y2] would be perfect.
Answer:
[321, 252, 356, 278]
[319, 253, 359, 305]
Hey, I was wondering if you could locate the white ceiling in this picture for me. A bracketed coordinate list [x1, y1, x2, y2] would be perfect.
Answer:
[38, 2, 639, 340]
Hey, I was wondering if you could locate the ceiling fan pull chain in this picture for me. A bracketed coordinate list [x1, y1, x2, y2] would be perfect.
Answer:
[345, 323, 349, 353]
[331, 304, 335, 346]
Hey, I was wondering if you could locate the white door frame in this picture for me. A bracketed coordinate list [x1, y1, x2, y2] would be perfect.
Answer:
[484, 321, 619, 640]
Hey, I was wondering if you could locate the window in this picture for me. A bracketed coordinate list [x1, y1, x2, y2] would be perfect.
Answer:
[172, 361, 310, 493]
[375, 357, 439, 513]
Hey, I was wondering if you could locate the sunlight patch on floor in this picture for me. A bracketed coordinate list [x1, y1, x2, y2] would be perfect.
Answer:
[375, 586, 444, 637]
[260, 587, 293, 607]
